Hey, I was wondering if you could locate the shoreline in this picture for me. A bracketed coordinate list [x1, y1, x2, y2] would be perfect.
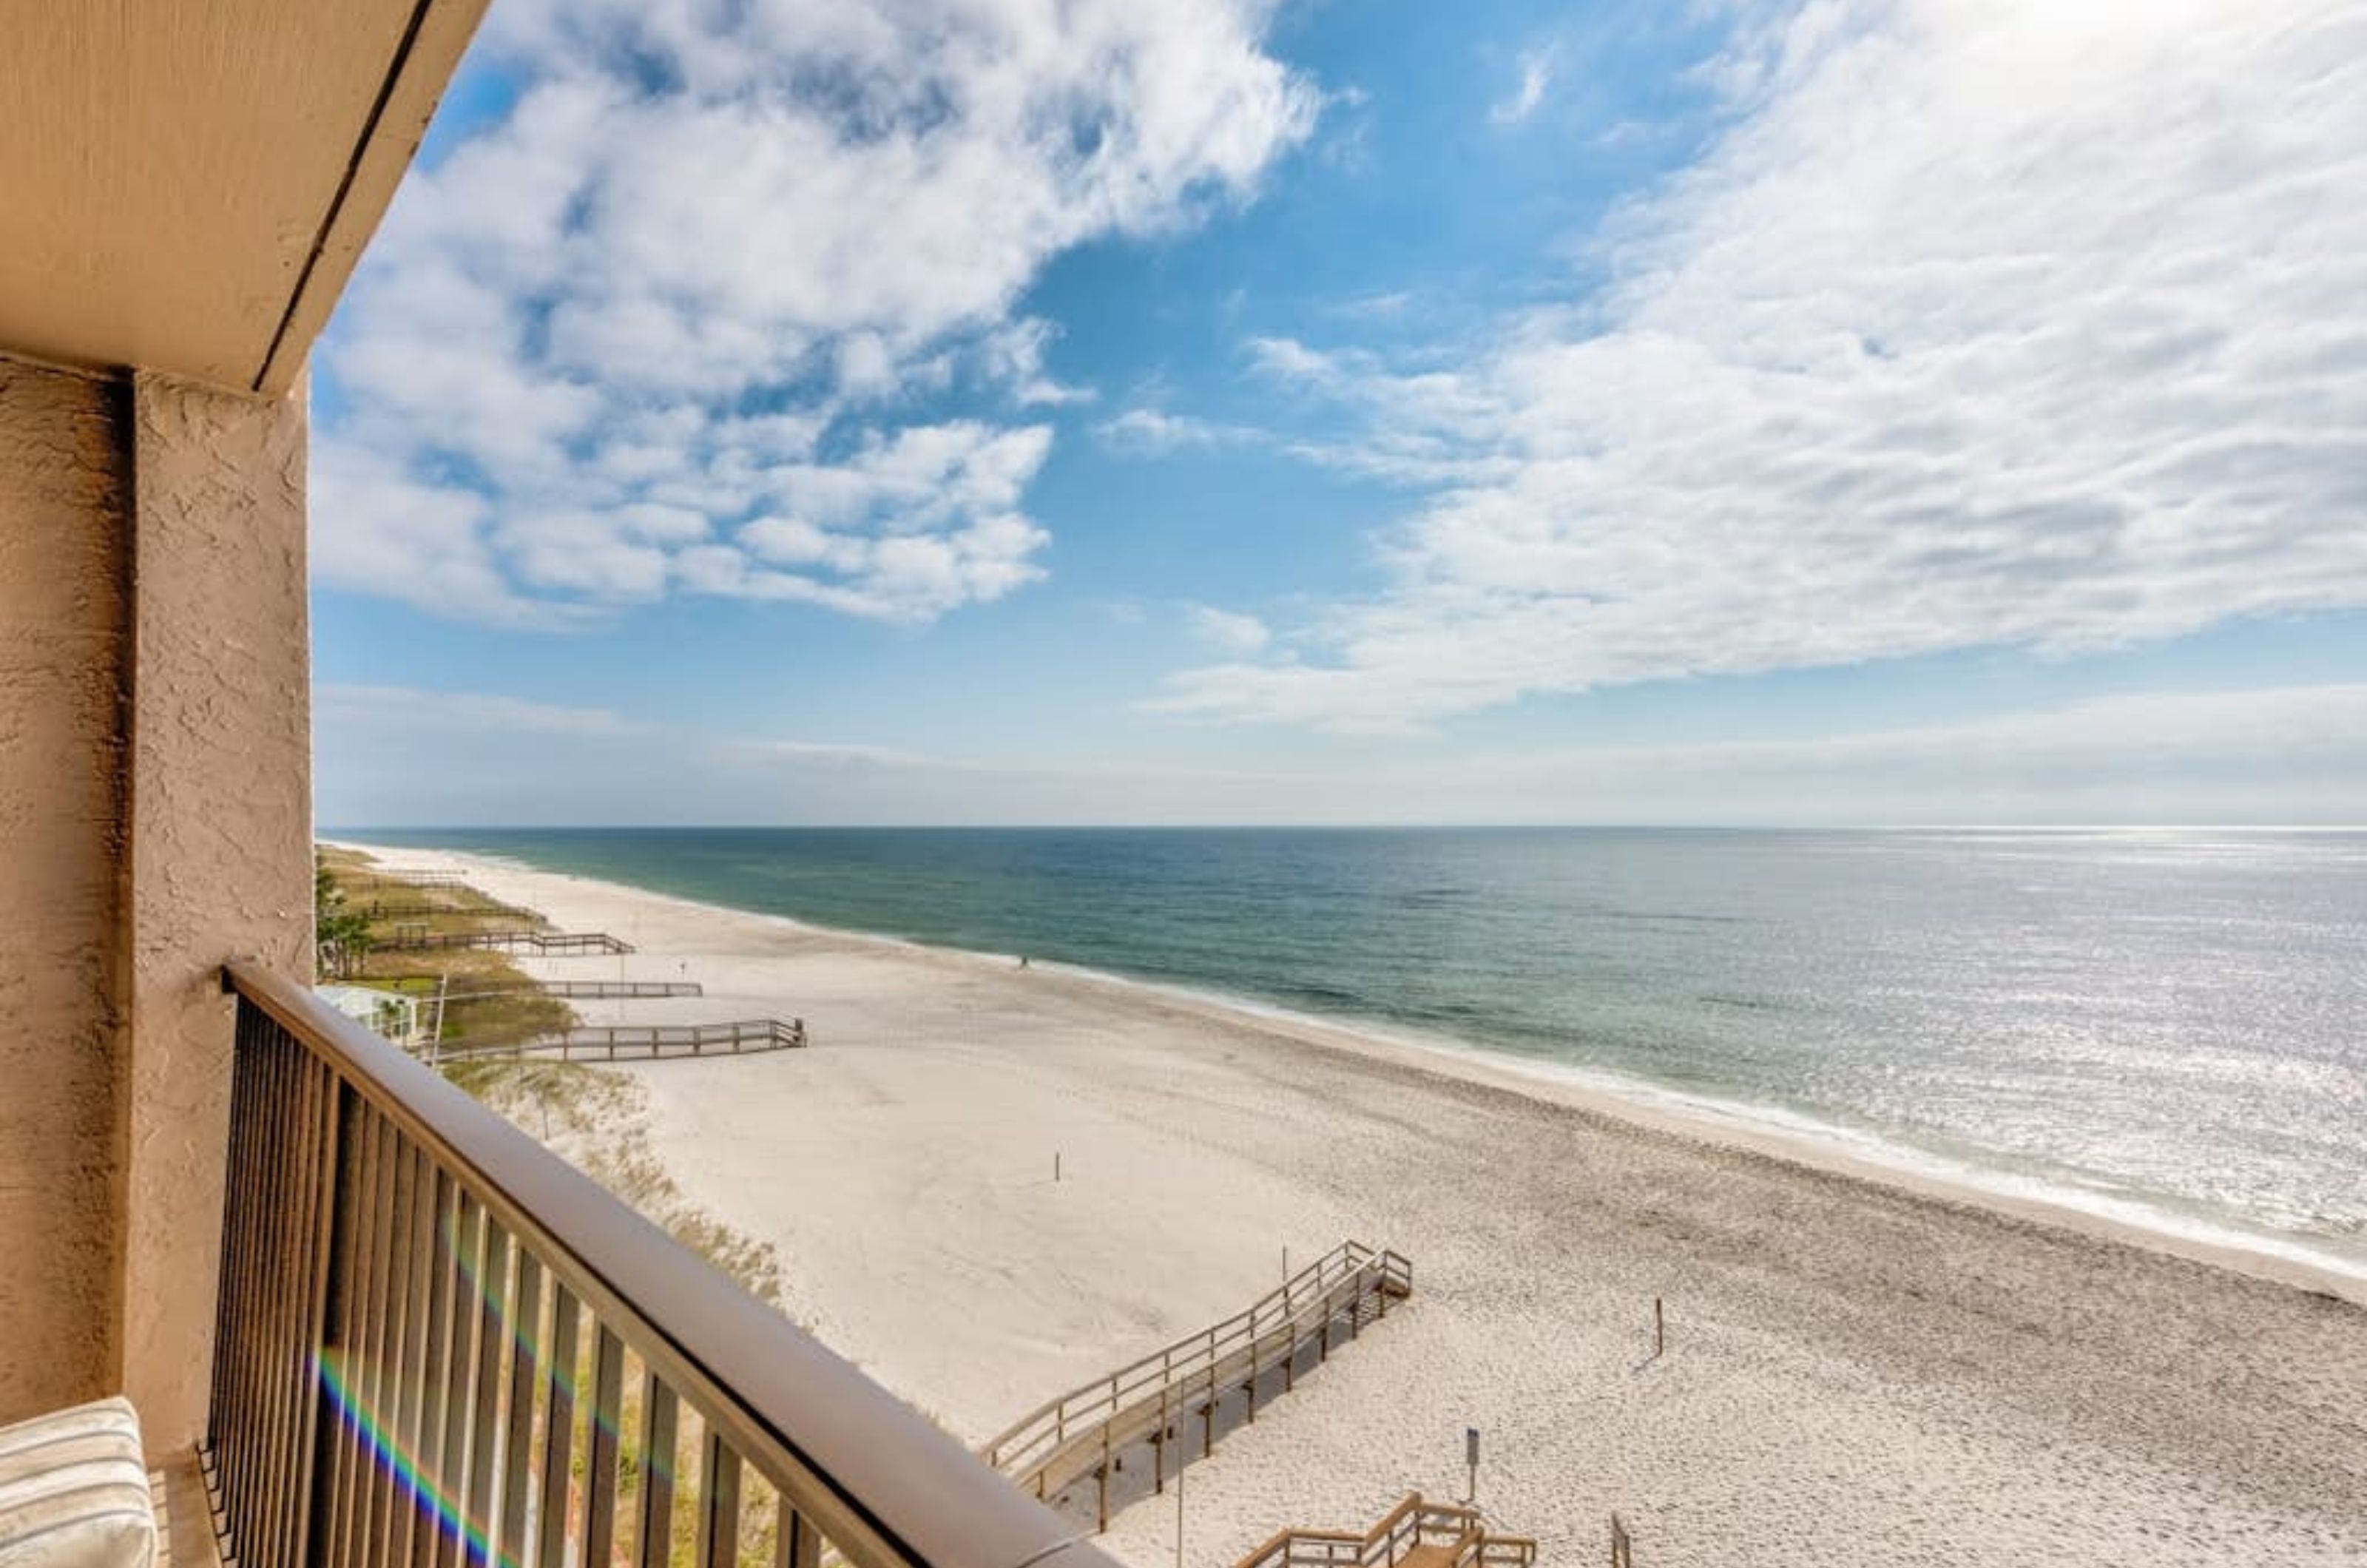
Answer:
[328, 837, 2364, 1307]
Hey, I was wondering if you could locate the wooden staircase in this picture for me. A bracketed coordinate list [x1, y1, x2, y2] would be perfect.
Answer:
[982, 1242, 1413, 1529]
[1232, 1493, 1537, 1568]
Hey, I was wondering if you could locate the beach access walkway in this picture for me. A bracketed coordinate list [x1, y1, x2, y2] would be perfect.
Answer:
[436, 1016, 808, 1063]
[438, 979, 705, 1001]
[357, 897, 533, 920]
[1232, 1493, 1536, 1568]
[982, 1241, 1411, 1531]
[348, 865, 472, 888]
[375, 927, 635, 956]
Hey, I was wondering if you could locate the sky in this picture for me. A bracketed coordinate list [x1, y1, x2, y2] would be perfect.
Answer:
[311, 0, 2367, 827]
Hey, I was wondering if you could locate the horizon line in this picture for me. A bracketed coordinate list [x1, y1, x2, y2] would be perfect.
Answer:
[321, 822, 2367, 834]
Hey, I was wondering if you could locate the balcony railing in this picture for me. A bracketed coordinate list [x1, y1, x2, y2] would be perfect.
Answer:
[209, 962, 1118, 1568]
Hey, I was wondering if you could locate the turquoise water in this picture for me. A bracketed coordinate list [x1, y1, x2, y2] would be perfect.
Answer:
[343, 826, 2367, 1274]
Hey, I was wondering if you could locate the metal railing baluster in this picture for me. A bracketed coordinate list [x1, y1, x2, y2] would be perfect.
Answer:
[499, 1251, 543, 1568]
[694, 1433, 738, 1568]
[535, 1285, 581, 1568]
[635, 1377, 679, 1568]
[582, 1327, 625, 1568]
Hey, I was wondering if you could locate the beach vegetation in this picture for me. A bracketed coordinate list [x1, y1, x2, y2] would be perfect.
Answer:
[314, 851, 376, 978]
[314, 849, 577, 1048]
[444, 1055, 786, 1306]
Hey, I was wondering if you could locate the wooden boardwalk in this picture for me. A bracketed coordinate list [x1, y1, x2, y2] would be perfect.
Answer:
[359, 899, 533, 920]
[350, 867, 471, 887]
[375, 928, 634, 956]
[435, 1016, 806, 1063]
[1232, 1494, 1536, 1568]
[982, 1242, 1411, 1529]
[437, 979, 704, 1001]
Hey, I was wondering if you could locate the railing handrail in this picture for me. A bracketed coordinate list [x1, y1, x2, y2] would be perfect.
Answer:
[224, 961, 1110, 1568]
[1230, 1494, 1533, 1568]
[375, 928, 635, 954]
[982, 1240, 1408, 1472]
[433, 979, 706, 1000]
[435, 1017, 807, 1063]
[1232, 1493, 1431, 1568]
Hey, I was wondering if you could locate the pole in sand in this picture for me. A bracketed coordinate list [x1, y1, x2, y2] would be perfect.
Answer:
[1173, 1432, 1185, 1568]
[1465, 1427, 1480, 1507]
[1654, 1297, 1665, 1359]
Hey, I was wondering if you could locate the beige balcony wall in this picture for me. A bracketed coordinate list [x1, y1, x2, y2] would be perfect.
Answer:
[0, 356, 132, 1425]
[120, 369, 314, 1450]
[0, 354, 311, 1450]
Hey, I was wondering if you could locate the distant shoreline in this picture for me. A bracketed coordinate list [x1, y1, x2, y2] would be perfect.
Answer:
[326, 834, 2366, 1305]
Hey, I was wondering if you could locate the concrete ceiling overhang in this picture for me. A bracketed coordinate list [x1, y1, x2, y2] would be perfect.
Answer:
[0, 0, 490, 397]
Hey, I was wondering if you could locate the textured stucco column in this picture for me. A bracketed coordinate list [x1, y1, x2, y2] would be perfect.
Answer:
[0, 357, 130, 1427]
[117, 370, 314, 1452]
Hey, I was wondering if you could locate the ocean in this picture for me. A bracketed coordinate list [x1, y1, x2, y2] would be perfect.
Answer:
[342, 825, 2367, 1277]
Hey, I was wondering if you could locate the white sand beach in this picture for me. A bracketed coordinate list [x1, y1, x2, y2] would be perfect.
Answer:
[338, 843, 2367, 1567]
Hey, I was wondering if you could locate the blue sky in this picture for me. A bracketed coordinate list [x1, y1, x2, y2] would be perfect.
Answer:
[312, 0, 2367, 826]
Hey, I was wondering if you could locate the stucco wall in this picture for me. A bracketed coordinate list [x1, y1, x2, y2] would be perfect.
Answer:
[0, 358, 311, 1447]
[0, 357, 130, 1424]
[120, 370, 313, 1450]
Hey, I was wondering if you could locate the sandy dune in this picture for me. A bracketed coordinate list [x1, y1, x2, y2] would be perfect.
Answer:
[340, 843, 2367, 1567]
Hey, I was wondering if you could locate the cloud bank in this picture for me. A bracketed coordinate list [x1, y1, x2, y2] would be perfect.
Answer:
[317, 680, 2367, 826]
[1165, 0, 2367, 729]
[314, 0, 1317, 625]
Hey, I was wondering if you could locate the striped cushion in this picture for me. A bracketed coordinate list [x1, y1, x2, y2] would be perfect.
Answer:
[0, 1399, 155, 1568]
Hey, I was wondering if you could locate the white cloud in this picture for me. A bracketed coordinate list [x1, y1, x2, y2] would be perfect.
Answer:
[1187, 604, 1273, 654]
[316, 684, 640, 736]
[315, 0, 1318, 625]
[1391, 682, 2367, 825]
[1328, 290, 1414, 320]
[1244, 334, 1343, 385]
[1490, 43, 1561, 126]
[734, 739, 943, 769]
[318, 679, 2367, 825]
[1095, 407, 1263, 454]
[1166, 0, 2367, 730]
[1553, 683, 2367, 786]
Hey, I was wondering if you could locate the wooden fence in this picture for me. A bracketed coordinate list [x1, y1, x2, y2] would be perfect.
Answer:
[982, 1241, 1411, 1528]
[439, 979, 706, 1001]
[436, 1018, 807, 1063]
[376, 929, 635, 956]
[1232, 1493, 1536, 1568]
[360, 899, 533, 921]
[350, 867, 472, 886]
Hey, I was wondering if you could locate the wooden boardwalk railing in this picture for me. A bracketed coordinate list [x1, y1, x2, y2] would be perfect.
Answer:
[210, 962, 1115, 1568]
[1232, 1494, 1536, 1568]
[351, 868, 473, 887]
[360, 899, 533, 921]
[439, 979, 706, 1001]
[375, 928, 635, 956]
[982, 1242, 1411, 1527]
[438, 1018, 808, 1063]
